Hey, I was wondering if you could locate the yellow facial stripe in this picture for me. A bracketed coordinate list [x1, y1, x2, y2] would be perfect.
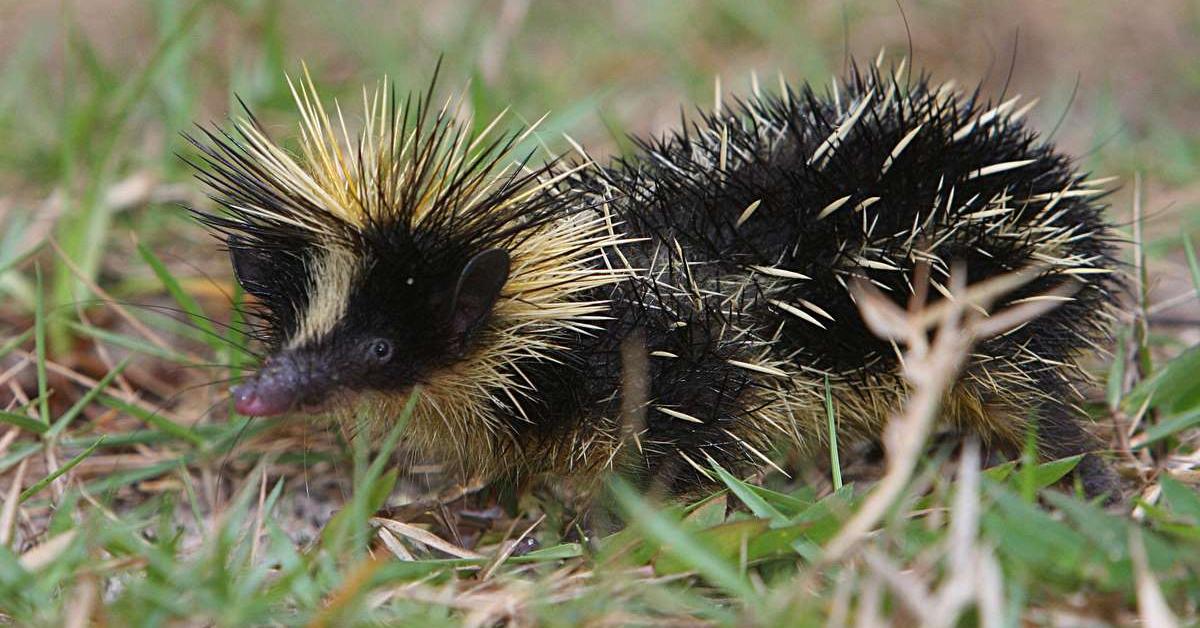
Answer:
[289, 245, 360, 348]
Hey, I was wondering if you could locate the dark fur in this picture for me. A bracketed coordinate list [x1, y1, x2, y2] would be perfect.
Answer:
[553, 65, 1118, 494]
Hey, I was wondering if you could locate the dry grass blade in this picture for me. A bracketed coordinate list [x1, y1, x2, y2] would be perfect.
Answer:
[862, 549, 931, 620]
[824, 264, 1067, 564]
[855, 444, 996, 627]
[856, 571, 885, 628]
[62, 574, 98, 628]
[0, 458, 29, 547]
[1130, 528, 1179, 628]
[930, 439, 1001, 627]
[377, 526, 415, 561]
[249, 467, 268, 565]
[854, 441, 1012, 628]
[371, 517, 484, 559]
[826, 565, 856, 628]
[971, 282, 1080, 339]
[858, 264, 1064, 341]
[822, 282, 970, 562]
[310, 556, 389, 628]
[19, 530, 77, 571]
[47, 238, 177, 356]
[482, 514, 545, 580]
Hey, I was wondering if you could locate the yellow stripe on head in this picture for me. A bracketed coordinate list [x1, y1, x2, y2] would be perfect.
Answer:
[289, 245, 361, 349]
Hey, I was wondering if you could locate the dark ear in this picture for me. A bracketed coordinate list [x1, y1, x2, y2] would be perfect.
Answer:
[228, 236, 274, 299]
[448, 248, 510, 342]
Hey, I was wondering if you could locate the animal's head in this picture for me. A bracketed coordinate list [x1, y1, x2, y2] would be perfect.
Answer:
[189, 70, 622, 420]
[225, 237, 511, 416]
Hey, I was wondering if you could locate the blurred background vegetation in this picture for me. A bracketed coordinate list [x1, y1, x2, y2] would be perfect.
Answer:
[0, 1, 1198, 624]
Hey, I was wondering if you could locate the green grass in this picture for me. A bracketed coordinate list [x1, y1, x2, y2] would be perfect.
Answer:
[0, 1, 1198, 624]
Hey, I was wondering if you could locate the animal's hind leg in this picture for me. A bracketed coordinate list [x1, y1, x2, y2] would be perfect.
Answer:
[1029, 401, 1122, 503]
[973, 397, 1121, 503]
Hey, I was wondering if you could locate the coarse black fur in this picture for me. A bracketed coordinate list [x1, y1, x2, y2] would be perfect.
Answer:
[518, 62, 1121, 495]
[562, 63, 1120, 496]
[598, 71, 1114, 381]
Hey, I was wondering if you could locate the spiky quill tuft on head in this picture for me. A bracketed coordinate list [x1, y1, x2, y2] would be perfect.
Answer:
[187, 67, 627, 474]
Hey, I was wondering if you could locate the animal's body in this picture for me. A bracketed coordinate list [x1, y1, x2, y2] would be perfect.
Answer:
[190, 64, 1120, 499]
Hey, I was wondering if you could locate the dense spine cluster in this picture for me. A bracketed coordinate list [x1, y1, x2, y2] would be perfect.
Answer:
[569, 62, 1119, 492]
[191, 60, 1120, 498]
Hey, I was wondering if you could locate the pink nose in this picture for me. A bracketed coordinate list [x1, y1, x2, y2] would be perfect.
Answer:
[231, 354, 316, 417]
[232, 382, 292, 416]
[232, 379, 295, 416]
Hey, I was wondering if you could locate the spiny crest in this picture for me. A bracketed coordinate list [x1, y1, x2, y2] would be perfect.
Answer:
[187, 64, 570, 253]
[187, 67, 635, 456]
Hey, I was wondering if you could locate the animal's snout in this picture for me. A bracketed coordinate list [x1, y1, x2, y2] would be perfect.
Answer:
[232, 353, 327, 416]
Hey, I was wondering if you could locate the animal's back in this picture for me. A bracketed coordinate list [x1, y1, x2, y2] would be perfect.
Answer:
[568, 64, 1119, 494]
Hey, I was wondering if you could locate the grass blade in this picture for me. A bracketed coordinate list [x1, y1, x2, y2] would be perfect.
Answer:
[137, 242, 219, 344]
[34, 265, 49, 424]
[20, 436, 105, 503]
[66, 321, 199, 365]
[0, 411, 49, 435]
[1183, 233, 1200, 297]
[0, 240, 42, 281]
[608, 477, 758, 601]
[99, 396, 204, 446]
[47, 358, 131, 438]
[709, 462, 786, 525]
[0, 329, 34, 361]
[825, 374, 842, 490]
[1136, 407, 1200, 448]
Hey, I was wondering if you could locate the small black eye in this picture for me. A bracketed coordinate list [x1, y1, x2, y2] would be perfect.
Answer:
[368, 339, 393, 363]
